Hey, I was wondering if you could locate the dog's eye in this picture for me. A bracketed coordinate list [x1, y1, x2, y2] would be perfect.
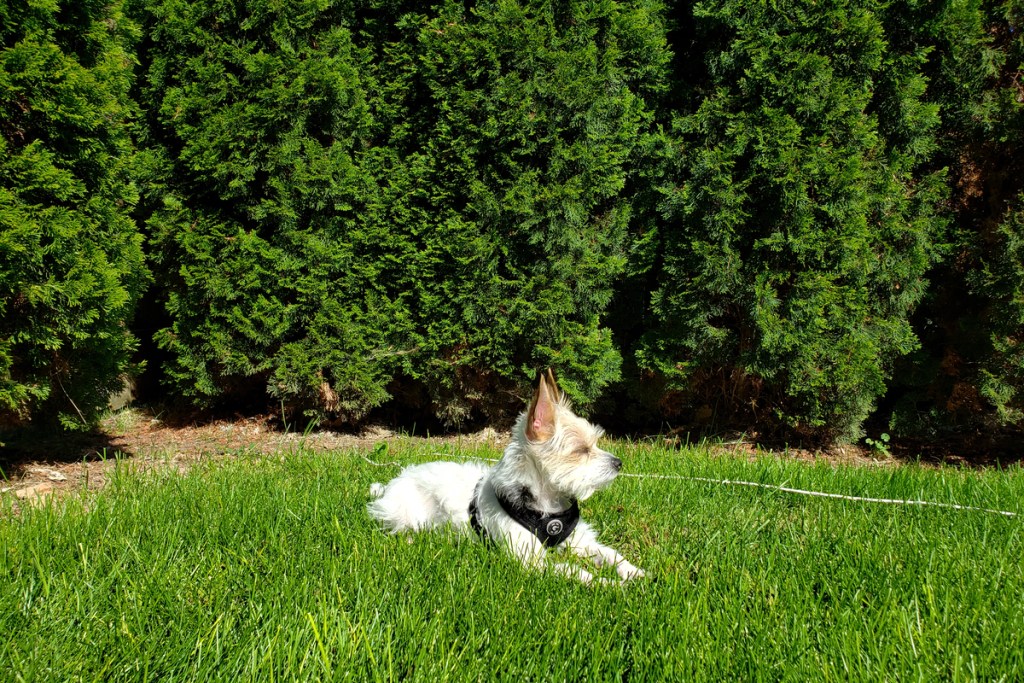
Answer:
[575, 448, 591, 458]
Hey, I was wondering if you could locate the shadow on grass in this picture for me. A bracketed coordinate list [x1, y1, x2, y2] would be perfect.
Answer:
[629, 424, 1024, 470]
[887, 433, 1024, 469]
[0, 427, 135, 481]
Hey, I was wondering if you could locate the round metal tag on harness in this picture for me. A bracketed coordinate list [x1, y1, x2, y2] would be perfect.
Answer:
[546, 519, 564, 536]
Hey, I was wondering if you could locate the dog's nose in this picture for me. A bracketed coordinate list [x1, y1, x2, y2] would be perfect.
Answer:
[610, 456, 623, 471]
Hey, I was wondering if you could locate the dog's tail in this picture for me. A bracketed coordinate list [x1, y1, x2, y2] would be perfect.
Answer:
[369, 482, 386, 498]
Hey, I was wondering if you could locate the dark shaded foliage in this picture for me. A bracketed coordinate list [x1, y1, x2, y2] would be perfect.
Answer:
[884, 0, 1024, 439]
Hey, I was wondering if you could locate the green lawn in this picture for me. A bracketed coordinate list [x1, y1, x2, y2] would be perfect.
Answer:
[2, 440, 1022, 681]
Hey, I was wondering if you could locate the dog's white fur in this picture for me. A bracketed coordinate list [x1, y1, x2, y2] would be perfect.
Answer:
[367, 371, 645, 584]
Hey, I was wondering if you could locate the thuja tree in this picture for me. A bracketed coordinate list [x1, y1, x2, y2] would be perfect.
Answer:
[134, 0, 406, 420]
[639, 0, 945, 443]
[978, 202, 1024, 427]
[0, 0, 147, 429]
[136, 0, 668, 423]
[365, 0, 669, 422]
[888, 0, 1024, 435]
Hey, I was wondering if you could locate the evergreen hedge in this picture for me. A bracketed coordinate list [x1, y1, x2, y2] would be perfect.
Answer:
[134, 0, 668, 425]
[4, 0, 1020, 444]
[0, 0, 146, 429]
[365, 0, 669, 422]
[886, 0, 1024, 437]
[136, 0, 392, 421]
[637, 0, 946, 442]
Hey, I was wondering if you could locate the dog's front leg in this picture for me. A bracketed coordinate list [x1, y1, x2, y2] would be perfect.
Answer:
[504, 529, 598, 584]
[566, 522, 646, 582]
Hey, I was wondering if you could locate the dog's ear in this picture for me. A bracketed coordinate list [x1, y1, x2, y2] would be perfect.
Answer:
[526, 369, 558, 442]
[544, 368, 561, 402]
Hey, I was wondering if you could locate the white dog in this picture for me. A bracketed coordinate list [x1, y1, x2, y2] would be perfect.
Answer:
[367, 370, 645, 584]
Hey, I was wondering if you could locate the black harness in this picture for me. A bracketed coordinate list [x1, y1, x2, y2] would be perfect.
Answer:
[469, 481, 580, 548]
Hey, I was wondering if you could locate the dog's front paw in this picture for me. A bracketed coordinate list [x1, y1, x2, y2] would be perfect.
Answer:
[617, 562, 646, 582]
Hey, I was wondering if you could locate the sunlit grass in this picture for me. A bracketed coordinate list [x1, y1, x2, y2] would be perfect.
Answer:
[2, 441, 1022, 681]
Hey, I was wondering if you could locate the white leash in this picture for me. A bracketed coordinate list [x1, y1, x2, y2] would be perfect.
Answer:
[361, 452, 1019, 519]
[621, 472, 1019, 518]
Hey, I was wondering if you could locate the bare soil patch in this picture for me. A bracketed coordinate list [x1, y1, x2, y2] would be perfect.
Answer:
[2, 408, 1018, 509]
[0, 409, 507, 508]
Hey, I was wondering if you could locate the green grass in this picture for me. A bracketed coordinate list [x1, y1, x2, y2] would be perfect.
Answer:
[2, 440, 1023, 681]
